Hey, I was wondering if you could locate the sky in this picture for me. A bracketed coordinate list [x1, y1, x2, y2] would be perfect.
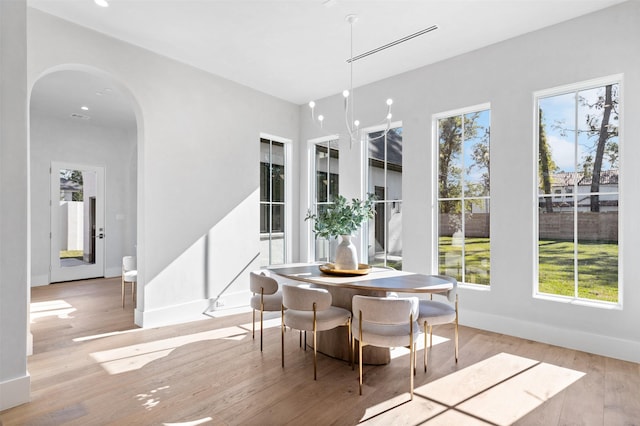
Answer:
[539, 84, 619, 174]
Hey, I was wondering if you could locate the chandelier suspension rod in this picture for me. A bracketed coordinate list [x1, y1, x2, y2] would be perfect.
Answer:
[346, 25, 439, 63]
[348, 17, 355, 136]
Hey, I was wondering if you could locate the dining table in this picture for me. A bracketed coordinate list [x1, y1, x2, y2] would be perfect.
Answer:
[269, 263, 454, 364]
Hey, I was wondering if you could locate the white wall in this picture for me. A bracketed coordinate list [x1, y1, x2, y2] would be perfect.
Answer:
[27, 9, 300, 327]
[0, 0, 30, 412]
[299, 1, 640, 362]
[30, 113, 137, 284]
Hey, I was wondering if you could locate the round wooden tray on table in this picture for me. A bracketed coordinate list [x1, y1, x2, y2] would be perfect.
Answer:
[318, 263, 372, 276]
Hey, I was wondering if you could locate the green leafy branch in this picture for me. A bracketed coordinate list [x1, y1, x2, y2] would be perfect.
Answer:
[305, 194, 376, 240]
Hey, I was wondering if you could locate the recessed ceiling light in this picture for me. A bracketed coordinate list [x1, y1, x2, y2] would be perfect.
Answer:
[94, 0, 109, 7]
[81, 106, 89, 111]
[96, 91, 104, 96]
[103, 88, 113, 93]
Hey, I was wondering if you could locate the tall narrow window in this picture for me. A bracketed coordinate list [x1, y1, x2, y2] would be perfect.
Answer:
[311, 138, 339, 262]
[436, 107, 490, 285]
[537, 79, 620, 303]
[367, 126, 403, 269]
[260, 137, 287, 266]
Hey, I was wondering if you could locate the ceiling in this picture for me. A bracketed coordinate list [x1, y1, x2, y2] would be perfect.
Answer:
[28, 0, 626, 106]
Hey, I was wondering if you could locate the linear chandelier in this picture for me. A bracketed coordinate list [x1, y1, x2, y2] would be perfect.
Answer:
[309, 14, 438, 146]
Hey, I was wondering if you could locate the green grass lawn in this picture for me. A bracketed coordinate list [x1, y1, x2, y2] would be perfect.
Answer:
[438, 237, 618, 303]
[60, 250, 83, 259]
[538, 239, 618, 302]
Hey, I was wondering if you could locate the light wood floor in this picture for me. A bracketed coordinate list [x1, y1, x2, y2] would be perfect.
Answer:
[1, 277, 639, 425]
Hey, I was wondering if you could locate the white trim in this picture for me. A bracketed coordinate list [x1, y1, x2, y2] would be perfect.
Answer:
[361, 122, 403, 265]
[0, 373, 30, 411]
[462, 308, 640, 364]
[307, 134, 340, 262]
[432, 102, 491, 120]
[534, 73, 624, 99]
[50, 161, 106, 282]
[137, 290, 254, 328]
[137, 299, 212, 328]
[30, 274, 49, 287]
[432, 105, 491, 281]
[532, 75, 622, 306]
[259, 133, 293, 265]
[360, 119, 402, 136]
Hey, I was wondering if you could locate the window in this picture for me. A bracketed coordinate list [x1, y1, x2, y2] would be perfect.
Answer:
[536, 78, 620, 303]
[366, 126, 403, 269]
[260, 136, 290, 266]
[436, 106, 490, 285]
[310, 137, 339, 262]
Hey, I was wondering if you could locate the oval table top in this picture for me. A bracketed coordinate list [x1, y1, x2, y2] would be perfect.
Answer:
[269, 263, 454, 294]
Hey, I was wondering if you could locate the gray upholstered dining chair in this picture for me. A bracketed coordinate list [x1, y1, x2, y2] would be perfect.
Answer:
[281, 283, 351, 380]
[250, 270, 283, 352]
[352, 295, 420, 399]
[418, 275, 458, 372]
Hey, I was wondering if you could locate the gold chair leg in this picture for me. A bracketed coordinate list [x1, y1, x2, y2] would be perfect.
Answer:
[281, 304, 285, 368]
[358, 340, 363, 396]
[359, 310, 363, 395]
[348, 319, 353, 369]
[352, 327, 356, 371]
[252, 309, 256, 340]
[455, 295, 459, 363]
[260, 307, 264, 352]
[410, 313, 414, 400]
[313, 303, 317, 380]
[424, 320, 428, 372]
[121, 278, 125, 309]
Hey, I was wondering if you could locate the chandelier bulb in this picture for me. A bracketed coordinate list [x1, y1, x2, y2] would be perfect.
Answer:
[309, 101, 316, 109]
[318, 115, 324, 122]
[386, 113, 392, 120]
[343, 90, 350, 98]
[386, 98, 393, 106]
[354, 120, 360, 127]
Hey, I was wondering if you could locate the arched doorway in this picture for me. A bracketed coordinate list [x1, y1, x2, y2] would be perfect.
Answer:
[29, 67, 140, 291]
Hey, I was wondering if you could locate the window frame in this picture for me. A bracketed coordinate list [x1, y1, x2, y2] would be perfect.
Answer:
[259, 133, 293, 266]
[433, 103, 491, 288]
[307, 134, 340, 263]
[533, 75, 623, 308]
[362, 121, 403, 269]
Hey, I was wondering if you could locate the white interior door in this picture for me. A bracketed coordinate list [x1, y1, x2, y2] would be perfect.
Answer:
[50, 162, 105, 283]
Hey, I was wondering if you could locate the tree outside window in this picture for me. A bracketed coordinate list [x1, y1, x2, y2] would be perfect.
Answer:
[436, 108, 490, 285]
[537, 80, 620, 303]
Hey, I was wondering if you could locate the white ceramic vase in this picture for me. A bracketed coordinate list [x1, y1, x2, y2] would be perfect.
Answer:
[334, 234, 358, 270]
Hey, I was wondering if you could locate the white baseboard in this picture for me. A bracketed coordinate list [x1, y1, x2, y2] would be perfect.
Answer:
[134, 291, 253, 328]
[0, 373, 30, 411]
[136, 299, 213, 328]
[462, 309, 640, 364]
[105, 267, 121, 278]
[30, 274, 49, 287]
[27, 332, 33, 356]
[208, 290, 252, 311]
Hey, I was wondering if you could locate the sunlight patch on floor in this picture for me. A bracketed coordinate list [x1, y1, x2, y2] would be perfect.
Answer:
[73, 327, 143, 342]
[30, 299, 76, 321]
[90, 325, 249, 375]
[415, 352, 585, 425]
[163, 418, 213, 426]
[389, 334, 449, 360]
[360, 392, 447, 424]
